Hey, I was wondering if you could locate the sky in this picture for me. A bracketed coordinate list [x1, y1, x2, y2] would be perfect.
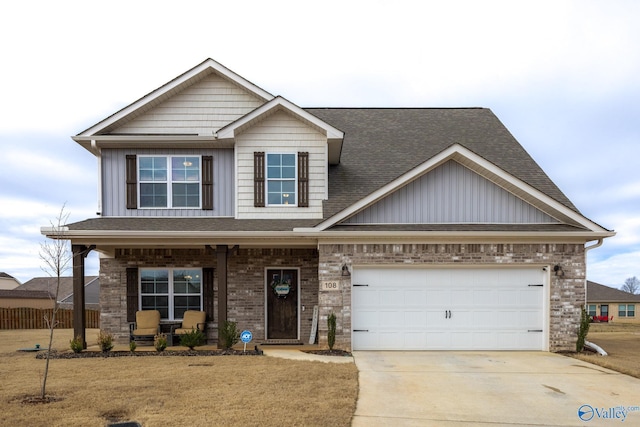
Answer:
[0, 0, 638, 288]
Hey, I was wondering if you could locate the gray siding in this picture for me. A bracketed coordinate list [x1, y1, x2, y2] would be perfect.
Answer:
[101, 148, 234, 217]
[344, 160, 558, 224]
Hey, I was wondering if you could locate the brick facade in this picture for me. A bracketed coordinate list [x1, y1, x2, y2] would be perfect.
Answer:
[99, 243, 585, 352]
[99, 247, 318, 344]
[317, 243, 586, 352]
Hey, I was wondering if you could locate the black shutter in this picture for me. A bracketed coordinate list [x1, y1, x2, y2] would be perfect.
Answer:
[202, 156, 213, 210]
[126, 155, 137, 209]
[298, 152, 309, 207]
[203, 267, 214, 320]
[254, 152, 265, 207]
[126, 268, 139, 322]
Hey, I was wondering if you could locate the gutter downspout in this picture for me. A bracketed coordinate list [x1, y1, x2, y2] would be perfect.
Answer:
[583, 238, 604, 305]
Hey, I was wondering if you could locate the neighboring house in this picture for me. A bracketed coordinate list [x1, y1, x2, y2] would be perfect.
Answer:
[17, 276, 100, 310]
[43, 58, 614, 351]
[587, 281, 639, 323]
[0, 289, 53, 309]
[0, 272, 21, 290]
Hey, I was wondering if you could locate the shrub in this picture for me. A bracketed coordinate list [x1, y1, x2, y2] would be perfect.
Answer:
[129, 340, 137, 352]
[179, 328, 207, 350]
[70, 335, 83, 353]
[576, 307, 591, 352]
[97, 330, 114, 352]
[219, 320, 240, 349]
[154, 333, 168, 352]
[328, 312, 337, 350]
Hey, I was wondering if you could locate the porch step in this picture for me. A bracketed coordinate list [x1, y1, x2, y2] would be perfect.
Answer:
[263, 339, 303, 345]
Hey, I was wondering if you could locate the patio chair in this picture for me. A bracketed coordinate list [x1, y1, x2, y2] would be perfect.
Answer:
[170, 310, 207, 344]
[129, 310, 161, 343]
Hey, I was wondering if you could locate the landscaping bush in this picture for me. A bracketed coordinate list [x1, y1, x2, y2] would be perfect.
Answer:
[129, 340, 137, 352]
[154, 333, 168, 352]
[328, 312, 336, 350]
[219, 321, 240, 349]
[576, 307, 590, 352]
[179, 328, 206, 350]
[97, 330, 114, 352]
[70, 335, 83, 353]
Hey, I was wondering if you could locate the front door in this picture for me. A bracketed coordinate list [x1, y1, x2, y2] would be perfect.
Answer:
[266, 269, 298, 340]
[601, 305, 609, 321]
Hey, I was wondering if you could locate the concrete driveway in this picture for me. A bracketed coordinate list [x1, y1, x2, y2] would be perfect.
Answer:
[352, 351, 640, 426]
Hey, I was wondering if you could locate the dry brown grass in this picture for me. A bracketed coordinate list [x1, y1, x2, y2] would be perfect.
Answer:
[0, 329, 358, 427]
[570, 322, 640, 379]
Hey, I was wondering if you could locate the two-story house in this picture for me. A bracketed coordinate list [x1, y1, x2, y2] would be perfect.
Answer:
[44, 58, 614, 351]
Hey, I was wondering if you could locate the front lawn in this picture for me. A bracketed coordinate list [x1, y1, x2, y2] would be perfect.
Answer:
[569, 322, 640, 379]
[0, 329, 358, 426]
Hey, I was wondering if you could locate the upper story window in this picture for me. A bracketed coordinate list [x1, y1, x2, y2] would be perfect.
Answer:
[267, 153, 296, 205]
[253, 151, 308, 208]
[139, 156, 201, 208]
[126, 154, 213, 211]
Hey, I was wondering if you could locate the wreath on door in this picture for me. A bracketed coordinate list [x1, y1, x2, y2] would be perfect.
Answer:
[270, 277, 295, 299]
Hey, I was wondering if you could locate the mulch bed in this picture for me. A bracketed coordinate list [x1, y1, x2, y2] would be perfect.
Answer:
[35, 349, 263, 359]
[304, 349, 352, 357]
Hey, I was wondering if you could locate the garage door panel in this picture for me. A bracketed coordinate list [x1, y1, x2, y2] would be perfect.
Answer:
[352, 267, 546, 351]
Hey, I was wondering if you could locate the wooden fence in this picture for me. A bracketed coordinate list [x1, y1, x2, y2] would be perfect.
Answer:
[0, 308, 100, 329]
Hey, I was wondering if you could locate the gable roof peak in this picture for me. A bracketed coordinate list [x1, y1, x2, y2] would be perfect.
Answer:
[76, 58, 274, 138]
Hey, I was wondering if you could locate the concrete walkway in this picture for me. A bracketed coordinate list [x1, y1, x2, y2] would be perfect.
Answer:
[261, 347, 354, 364]
[352, 351, 640, 426]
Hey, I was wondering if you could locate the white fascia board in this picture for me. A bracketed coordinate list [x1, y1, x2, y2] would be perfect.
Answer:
[217, 96, 344, 140]
[77, 58, 274, 137]
[303, 144, 612, 234]
[72, 135, 227, 154]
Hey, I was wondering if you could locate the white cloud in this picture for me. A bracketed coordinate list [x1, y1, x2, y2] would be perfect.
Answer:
[588, 250, 640, 288]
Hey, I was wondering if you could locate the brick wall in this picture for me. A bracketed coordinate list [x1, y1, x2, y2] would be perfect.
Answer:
[317, 243, 586, 352]
[99, 247, 318, 344]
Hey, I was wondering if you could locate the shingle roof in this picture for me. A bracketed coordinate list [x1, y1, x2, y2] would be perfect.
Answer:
[587, 281, 640, 303]
[0, 289, 52, 299]
[67, 108, 588, 235]
[305, 108, 578, 219]
[16, 276, 99, 301]
[68, 218, 320, 231]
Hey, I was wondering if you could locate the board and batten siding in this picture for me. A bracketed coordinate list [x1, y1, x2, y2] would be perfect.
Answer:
[235, 110, 326, 219]
[101, 148, 234, 217]
[114, 73, 265, 136]
[344, 160, 559, 224]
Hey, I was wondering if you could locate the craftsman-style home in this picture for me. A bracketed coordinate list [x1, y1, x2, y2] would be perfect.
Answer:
[44, 58, 614, 351]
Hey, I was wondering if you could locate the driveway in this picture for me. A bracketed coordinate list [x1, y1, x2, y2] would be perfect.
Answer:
[352, 351, 640, 426]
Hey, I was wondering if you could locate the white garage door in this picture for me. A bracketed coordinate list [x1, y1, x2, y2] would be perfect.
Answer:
[352, 268, 546, 350]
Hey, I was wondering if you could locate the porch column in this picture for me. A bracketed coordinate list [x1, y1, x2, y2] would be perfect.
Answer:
[216, 245, 228, 349]
[72, 244, 94, 349]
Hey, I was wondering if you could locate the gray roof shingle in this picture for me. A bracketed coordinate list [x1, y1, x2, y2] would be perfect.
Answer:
[587, 281, 640, 303]
[306, 108, 578, 218]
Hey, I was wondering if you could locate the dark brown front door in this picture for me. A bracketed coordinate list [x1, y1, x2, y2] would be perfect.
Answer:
[266, 269, 298, 339]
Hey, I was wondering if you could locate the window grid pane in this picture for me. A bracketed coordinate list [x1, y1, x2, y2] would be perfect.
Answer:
[628, 305, 635, 317]
[266, 154, 296, 206]
[619, 305, 627, 317]
[140, 268, 202, 320]
[139, 155, 201, 209]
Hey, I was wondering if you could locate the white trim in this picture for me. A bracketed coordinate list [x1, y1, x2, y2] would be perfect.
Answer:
[217, 96, 344, 140]
[78, 58, 274, 137]
[301, 144, 612, 234]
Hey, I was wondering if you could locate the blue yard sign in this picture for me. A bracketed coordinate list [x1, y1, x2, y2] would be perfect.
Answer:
[241, 330, 253, 352]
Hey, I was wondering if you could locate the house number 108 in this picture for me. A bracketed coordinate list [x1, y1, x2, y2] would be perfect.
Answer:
[321, 281, 341, 291]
